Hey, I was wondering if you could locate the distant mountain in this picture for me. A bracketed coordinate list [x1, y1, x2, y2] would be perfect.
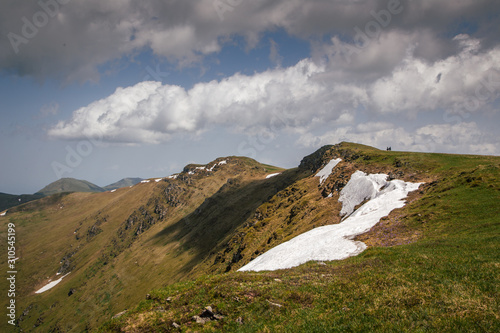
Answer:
[103, 177, 143, 191]
[0, 192, 44, 212]
[35, 178, 105, 196]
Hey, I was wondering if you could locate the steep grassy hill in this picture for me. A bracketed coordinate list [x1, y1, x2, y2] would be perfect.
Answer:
[103, 178, 144, 191]
[35, 178, 105, 196]
[101, 143, 499, 332]
[1, 143, 498, 332]
[0, 156, 288, 332]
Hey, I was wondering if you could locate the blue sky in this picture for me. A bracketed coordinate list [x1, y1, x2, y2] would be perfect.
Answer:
[1, 0, 500, 194]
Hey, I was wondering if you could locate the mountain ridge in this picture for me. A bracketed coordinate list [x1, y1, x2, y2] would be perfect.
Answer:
[0, 143, 498, 332]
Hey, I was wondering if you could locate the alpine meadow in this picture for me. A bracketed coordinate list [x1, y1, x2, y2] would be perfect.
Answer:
[1, 143, 499, 332]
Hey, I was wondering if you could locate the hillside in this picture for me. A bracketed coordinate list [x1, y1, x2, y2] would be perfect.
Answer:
[35, 178, 105, 196]
[103, 178, 144, 191]
[0, 143, 498, 332]
[0, 192, 44, 212]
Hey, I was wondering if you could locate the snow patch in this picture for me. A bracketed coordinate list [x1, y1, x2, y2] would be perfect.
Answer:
[35, 273, 70, 294]
[266, 173, 281, 179]
[167, 174, 178, 179]
[155, 178, 163, 182]
[339, 171, 388, 217]
[0, 211, 6, 217]
[110, 189, 116, 193]
[315, 158, 342, 184]
[141, 180, 151, 183]
[218, 160, 227, 165]
[239, 172, 422, 272]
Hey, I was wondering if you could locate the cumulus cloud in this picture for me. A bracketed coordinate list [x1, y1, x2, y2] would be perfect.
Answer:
[48, 33, 500, 148]
[48, 60, 327, 143]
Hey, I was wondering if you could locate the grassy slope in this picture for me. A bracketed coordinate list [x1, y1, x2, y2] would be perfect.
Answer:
[100, 143, 499, 332]
[0, 157, 289, 332]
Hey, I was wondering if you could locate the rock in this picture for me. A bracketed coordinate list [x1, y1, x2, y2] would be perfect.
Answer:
[166, 297, 172, 303]
[172, 322, 181, 328]
[193, 315, 207, 324]
[194, 306, 224, 324]
[236, 317, 244, 325]
[68, 288, 76, 296]
[112, 310, 127, 319]
[145, 294, 151, 300]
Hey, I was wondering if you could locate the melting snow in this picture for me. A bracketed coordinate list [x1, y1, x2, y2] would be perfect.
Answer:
[141, 180, 151, 183]
[168, 174, 178, 179]
[239, 172, 421, 272]
[35, 273, 70, 294]
[0, 211, 6, 217]
[208, 160, 227, 171]
[155, 178, 163, 182]
[266, 173, 281, 179]
[339, 171, 388, 218]
[315, 158, 342, 184]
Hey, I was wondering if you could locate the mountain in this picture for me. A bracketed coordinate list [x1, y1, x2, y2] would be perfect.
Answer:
[103, 177, 143, 191]
[35, 177, 105, 196]
[0, 143, 498, 332]
[0, 177, 138, 212]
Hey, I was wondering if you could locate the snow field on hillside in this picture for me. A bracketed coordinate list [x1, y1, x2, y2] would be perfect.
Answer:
[239, 169, 422, 272]
[35, 273, 71, 294]
[266, 173, 281, 179]
[315, 158, 342, 184]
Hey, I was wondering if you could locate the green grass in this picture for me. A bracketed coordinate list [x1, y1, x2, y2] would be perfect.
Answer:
[2, 144, 499, 332]
[99, 144, 500, 332]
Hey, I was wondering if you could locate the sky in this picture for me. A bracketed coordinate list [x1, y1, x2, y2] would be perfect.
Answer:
[1, 0, 499, 194]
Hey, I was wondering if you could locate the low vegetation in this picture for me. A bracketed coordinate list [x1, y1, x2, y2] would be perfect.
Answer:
[1, 143, 498, 332]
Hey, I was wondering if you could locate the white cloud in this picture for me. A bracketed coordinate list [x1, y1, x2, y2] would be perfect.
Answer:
[368, 35, 500, 114]
[48, 60, 327, 143]
[48, 34, 500, 155]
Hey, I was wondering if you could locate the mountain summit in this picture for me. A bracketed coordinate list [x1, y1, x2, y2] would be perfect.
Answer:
[103, 178, 143, 191]
[35, 177, 105, 196]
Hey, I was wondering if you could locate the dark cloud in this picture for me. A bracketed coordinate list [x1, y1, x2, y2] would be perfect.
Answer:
[1, 0, 499, 81]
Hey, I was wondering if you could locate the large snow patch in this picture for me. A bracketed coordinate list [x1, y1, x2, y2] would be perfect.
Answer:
[239, 172, 421, 272]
